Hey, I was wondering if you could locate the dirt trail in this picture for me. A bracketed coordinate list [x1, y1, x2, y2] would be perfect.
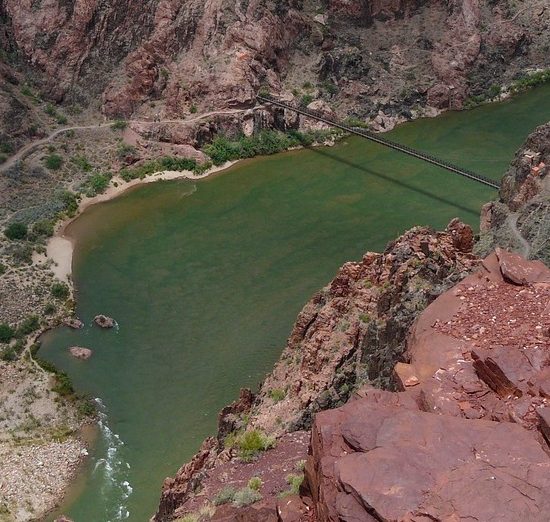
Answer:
[0, 109, 246, 173]
[506, 213, 531, 258]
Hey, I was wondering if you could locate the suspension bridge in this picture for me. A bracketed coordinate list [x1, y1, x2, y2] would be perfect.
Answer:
[257, 95, 500, 190]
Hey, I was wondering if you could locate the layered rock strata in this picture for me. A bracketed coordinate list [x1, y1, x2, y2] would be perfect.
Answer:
[307, 249, 550, 521]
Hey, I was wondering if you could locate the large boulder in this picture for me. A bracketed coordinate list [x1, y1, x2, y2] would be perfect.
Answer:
[69, 346, 92, 359]
[93, 315, 116, 328]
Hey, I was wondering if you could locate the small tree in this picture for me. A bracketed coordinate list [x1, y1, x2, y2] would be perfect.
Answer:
[44, 153, 63, 170]
[51, 282, 70, 300]
[4, 222, 28, 240]
[0, 323, 14, 343]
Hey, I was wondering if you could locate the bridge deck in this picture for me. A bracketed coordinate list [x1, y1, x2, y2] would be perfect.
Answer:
[257, 95, 500, 190]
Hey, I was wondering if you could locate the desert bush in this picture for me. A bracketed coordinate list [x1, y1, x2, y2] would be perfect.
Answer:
[17, 315, 40, 336]
[32, 219, 54, 238]
[111, 120, 128, 131]
[0, 323, 14, 343]
[268, 388, 286, 402]
[213, 486, 236, 506]
[72, 155, 92, 172]
[233, 487, 262, 507]
[4, 222, 27, 240]
[44, 153, 63, 170]
[83, 172, 111, 196]
[248, 477, 263, 491]
[225, 429, 275, 462]
[51, 282, 70, 300]
[279, 473, 304, 498]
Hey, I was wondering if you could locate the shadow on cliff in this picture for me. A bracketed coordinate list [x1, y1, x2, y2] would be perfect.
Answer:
[307, 146, 486, 218]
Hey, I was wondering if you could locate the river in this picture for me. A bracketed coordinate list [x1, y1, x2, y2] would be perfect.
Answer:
[42, 84, 550, 520]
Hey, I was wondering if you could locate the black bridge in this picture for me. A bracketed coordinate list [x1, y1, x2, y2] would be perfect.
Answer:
[257, 95, 500, 190]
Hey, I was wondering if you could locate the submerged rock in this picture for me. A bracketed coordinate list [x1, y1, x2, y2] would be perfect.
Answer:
[93, 315, 116, 328]
[69, 347, 92, 360]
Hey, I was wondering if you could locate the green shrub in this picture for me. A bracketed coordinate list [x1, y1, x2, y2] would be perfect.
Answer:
[248, 477, 263, 491]
[17, 315, 40, 336]
[32, 219, 54, 238]
[233, 487, 262, 507]
[4, 222, 28, 240]
[0, 154, 6, 164]
[0, 143, 12, 154]
[111, 120, 128, 131]
[226, 429, 275, 462]
[58, 190, 79, 216]
[190, 104, 197, 114]
[509, 69, 550, 94]
[44, 153, 63, 170]
[83, 172, 111, 196]
[72, 155, 93, 172]
[303, 81, 313, 89]
[322, 81, 338, 95]
[0, 262, 5, 275]
[10, 243, 33, 264]
[120, 157, 197, 181]
[56, 114, 67, 125]
[43, 303, 56, 315]
[258, 86, 270, 97]
[268, 388, 286, 402]
[300, 94, 314, 106]
[0, 323, 15, 343]
[117, 143, 137, 160]
[213, 486, 236, 506]
[51, 282, 70, 300]
[279, 473, 304, 498]
[44, 103, 57, 117]
[1, 347, 17, 361]
[53, 371, 74, 396]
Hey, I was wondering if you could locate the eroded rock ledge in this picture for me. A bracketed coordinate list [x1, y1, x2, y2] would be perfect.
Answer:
[154, 241, 550, 521]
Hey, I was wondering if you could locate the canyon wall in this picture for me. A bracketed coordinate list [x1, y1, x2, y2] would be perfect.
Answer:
[1, 0, 549, 122]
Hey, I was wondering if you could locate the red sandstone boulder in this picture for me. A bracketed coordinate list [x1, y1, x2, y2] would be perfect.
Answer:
[309, 398, 550, 521]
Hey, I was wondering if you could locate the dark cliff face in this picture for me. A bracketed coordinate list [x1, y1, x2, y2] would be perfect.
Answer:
[477, 122, 550, 265]
[1, 0, 549, 120]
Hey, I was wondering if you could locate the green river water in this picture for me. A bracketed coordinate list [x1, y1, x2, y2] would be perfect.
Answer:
[42, 85, 550, 521]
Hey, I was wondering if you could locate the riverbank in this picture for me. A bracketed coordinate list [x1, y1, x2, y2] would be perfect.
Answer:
[43, 160, 239, 282]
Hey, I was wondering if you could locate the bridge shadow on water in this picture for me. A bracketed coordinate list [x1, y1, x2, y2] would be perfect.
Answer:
[306, 146, 485, 218]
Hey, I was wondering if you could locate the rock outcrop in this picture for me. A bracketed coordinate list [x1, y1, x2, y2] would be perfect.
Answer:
[93, 314, 116, 328]
[478, 122, 550, 264]
[306, 250, 550, 521]
[68, 346, 92, 360]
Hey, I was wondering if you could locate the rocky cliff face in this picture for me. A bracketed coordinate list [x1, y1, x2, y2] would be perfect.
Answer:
[153, 219, 479, 521]
[307, 248, 550, 521]
[478, 122, 550, 265]
[1, 0, 549, 123]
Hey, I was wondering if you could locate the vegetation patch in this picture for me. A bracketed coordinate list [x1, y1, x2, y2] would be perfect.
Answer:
[204, 129, 333, 166]
[268, 387, 286, 402]
[225, 428, 275, 462]
[44, 153, 63, 170]
[120, 156, 199, 181]
[4, 222, 28, 240]
[51, 282, 70, 300]
[278, 473, 304, 498]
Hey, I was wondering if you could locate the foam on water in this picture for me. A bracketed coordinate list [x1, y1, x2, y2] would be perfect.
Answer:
[94, 398, 133, 520]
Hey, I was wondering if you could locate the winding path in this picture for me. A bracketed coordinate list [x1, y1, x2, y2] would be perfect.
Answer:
[0, 108, 246, 173]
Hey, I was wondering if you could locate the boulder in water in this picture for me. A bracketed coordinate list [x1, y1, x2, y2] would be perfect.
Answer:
[69, 346, 92, 359]
[94, 314, 116, 328]
[64, 317, 84, 329]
